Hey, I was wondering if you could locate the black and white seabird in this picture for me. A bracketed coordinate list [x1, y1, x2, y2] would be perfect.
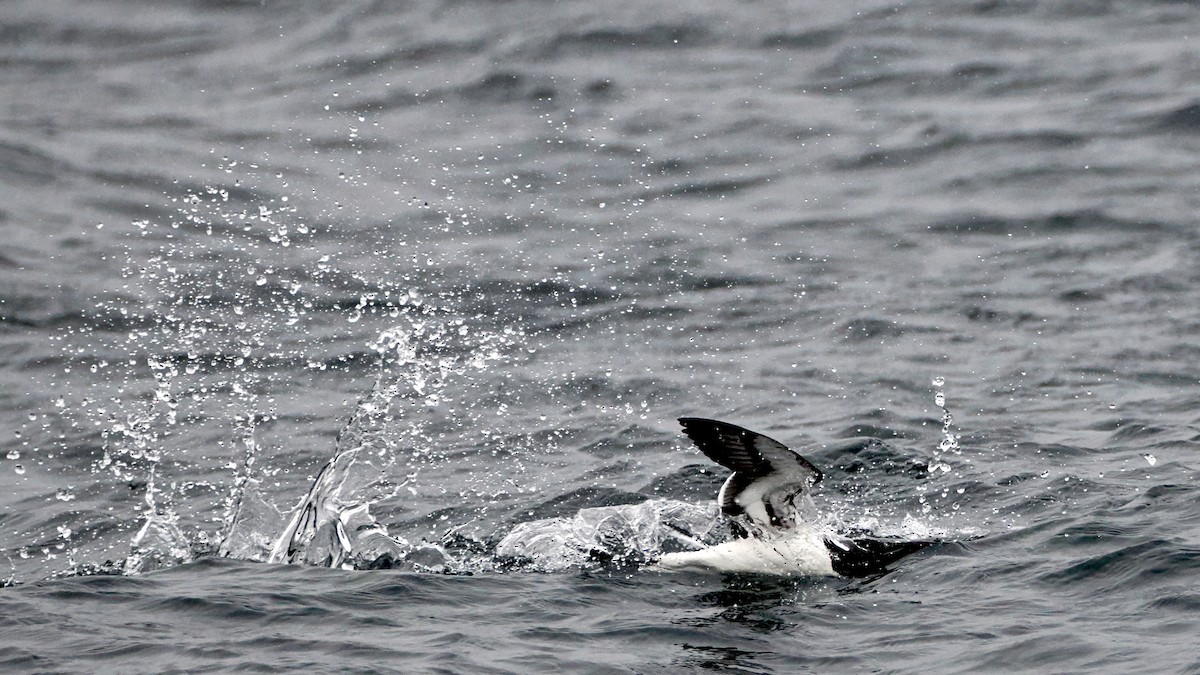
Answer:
[655, 417, 930, 577]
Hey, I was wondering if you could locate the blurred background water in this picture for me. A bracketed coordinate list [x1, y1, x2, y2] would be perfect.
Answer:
[3, 0, 1200, 671]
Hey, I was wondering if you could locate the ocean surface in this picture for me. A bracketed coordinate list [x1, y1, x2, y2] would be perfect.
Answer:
[3, 0, 1200, 671]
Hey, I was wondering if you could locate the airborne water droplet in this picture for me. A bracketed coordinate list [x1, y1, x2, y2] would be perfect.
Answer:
[1143, 454, 1157, 466]
[6, 450, 19, 460]
[931, 376, 945, 387]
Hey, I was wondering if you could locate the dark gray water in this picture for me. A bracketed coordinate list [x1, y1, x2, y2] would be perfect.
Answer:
[4, 0, 1200, 671]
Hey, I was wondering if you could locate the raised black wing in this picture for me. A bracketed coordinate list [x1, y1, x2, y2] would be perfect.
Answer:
[678, 417, 821, 483]
[678, 417, 823, 528]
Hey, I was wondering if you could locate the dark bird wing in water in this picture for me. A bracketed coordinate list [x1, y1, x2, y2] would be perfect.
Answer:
[825, 536, 934, 578]
[678, 417, 822, 533]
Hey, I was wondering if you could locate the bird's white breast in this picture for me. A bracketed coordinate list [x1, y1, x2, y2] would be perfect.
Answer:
[652, 527, 835, 576]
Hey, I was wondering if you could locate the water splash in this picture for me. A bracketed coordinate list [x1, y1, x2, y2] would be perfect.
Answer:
[27, 147, 493, 581]
[213, 414, 276, 561]
[247, 312, 521, 571]
[123, 469, 193, 574]
[931, 375, 961, 466]
[901, 376, 965, 523]
[495, 499, 724, 572]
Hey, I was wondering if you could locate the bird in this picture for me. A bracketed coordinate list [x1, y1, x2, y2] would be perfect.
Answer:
[653, 417, 930, 577]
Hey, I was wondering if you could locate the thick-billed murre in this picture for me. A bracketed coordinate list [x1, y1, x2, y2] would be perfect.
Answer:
[654, 417, 930, 577]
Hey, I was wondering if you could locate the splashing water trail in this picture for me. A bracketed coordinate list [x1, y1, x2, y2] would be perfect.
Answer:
[26, 144, 543, 580]
[909, 376, 963, 520]
[246, 313, 523, 571]
[933, 375, 961, 461]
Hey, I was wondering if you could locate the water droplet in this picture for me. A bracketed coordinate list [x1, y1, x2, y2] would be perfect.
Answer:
[934, 393, 946, 408]
[14, 465, 25, 475]
[348, 311, 362, 323]
[6, 450, 19, 460]
[1143, 454, 1157, 466]
[56, 488, 76, 502]
[931, 376, 945, 387]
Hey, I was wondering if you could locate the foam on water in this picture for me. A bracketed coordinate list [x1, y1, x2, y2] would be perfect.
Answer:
[492, 499, 718, 571]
